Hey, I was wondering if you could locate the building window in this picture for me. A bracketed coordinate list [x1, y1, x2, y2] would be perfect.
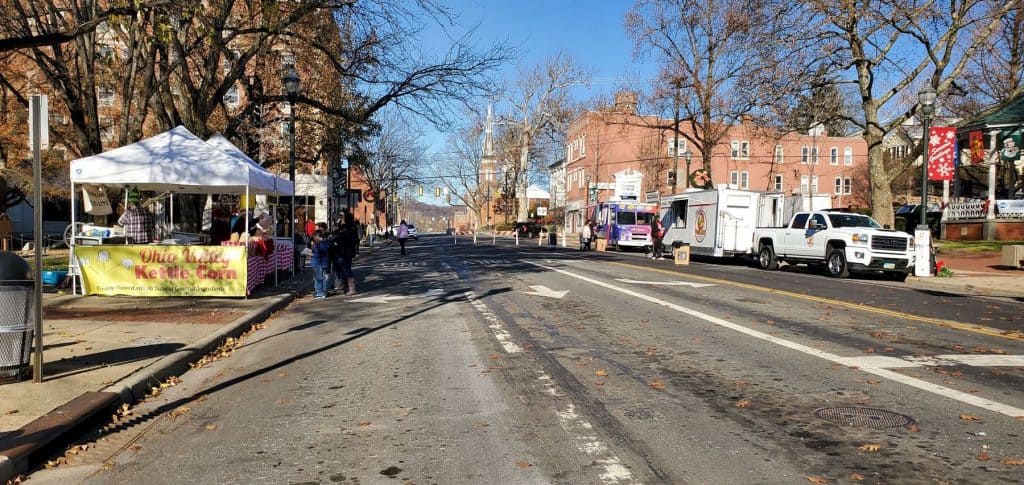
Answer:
[774, 144, 784, 163]
[740, 171, 749, 189]
[224, 86, 239, 107]
[731, 140, 749, 159]
[668, 138, 687, 157]
[97, 87, 115, 107]
[811, 146, 820, 164]
[835, 176, 843, 194]
[844, 177, 852, 194]
[801, 146, 809, 164]
[844, 147, 852, 166]
[811, 175, 819, 193]
[774, 174, 783, 191]
[800, 175, 809, 193]
[281, 52, 295, 70]
[730, 170, 739, 187]
[830, 147, 839, 165]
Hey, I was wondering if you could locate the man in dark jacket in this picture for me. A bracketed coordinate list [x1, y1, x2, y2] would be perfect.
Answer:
[650, 214, 664, 260]
[332, 212, 361, 295]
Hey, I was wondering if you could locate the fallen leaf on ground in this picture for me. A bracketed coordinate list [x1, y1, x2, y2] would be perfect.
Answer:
[765, 319, 775, 325]
[644, 347, 657, 356]
[862, 347, 875, 354]
[849, 472, 865, 481]
[204, 424, 218, 430]
[515, 460, 532, 468]
[806, 476, 828, 484]
[594, 381, 605, 386]
[129, 445, 142, 451]
[595, 369, 608, 377]
[999, 458, 1024, 466]
[357, 421, 372, 427]
[952, 344, 966, 352]
[4, 409, 18, 415]
[355, 344, 366, 350]
[276, 399, 291, 405]
[907, 424, 920, 433]
[976, 451, 991, 461]
[277, 373, 287, 377]
[489, 354, 502, 360]
[649, 380, 666, 390]
[735, 399, 751, 408]
[858, 443, 882, 452]
[169, 406, 190, 418]
[959, 414, 981, 422]
[473, 422, 490, 429]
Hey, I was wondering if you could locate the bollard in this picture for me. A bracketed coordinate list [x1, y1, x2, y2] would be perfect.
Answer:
[515, 230, 519, 246]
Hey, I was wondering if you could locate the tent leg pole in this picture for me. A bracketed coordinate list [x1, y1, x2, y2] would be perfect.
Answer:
[70, 182, 76, 296]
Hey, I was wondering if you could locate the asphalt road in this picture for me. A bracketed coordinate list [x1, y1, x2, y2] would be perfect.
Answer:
[28, 233, 1024, 484]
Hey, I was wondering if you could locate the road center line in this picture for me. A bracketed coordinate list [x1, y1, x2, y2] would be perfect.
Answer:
[525, 260, 1024, 419]
[602, 260, 1023, 342]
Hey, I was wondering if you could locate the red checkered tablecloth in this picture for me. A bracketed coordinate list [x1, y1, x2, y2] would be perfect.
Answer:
[222, 239, 293, 294]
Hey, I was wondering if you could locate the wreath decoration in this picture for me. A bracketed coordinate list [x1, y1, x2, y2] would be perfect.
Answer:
[688, 168, 713, 190]
[364, 189, 375, 202]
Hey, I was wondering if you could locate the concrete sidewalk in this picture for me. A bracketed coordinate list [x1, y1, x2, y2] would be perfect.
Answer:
[0, 239, 396, 481]
[905, 250, 1024, 299]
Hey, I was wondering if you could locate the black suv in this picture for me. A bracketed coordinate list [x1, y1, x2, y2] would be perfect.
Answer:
[515, 222, 542, 237]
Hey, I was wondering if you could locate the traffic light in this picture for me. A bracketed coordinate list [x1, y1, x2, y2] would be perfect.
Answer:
[435, 187, 441, 197]
[418, 186, 424, 197]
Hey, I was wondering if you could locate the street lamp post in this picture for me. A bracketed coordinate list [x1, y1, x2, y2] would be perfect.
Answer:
[282, 66, 299, 239]
[918, 87, 936, 229]
[683, 149, 693, 190]
[343, 145, 354, 219]
[917, 87, 937, 277]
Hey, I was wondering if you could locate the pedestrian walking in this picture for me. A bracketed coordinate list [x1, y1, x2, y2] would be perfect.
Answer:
[397, 220, 410, 255]
[579, 220, 592, 251]
[332, 212, 361, 295]
[650, 215, 664, 259]
[310, 229, 331, 299]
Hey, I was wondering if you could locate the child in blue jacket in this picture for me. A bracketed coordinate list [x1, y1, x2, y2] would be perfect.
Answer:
[310, 230, 331, 299]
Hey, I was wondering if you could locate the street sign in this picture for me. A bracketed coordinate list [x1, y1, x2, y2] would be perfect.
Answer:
[537, 206, 548, 216]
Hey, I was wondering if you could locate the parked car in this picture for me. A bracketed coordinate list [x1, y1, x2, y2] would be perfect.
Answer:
[515, 222, 542, 237]
[391, 223, 419, 240]
[753, 210, 916, 281]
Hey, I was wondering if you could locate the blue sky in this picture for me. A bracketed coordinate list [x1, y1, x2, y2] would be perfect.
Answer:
[412, 1, 656, 203]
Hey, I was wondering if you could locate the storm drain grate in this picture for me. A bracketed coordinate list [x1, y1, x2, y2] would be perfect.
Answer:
[814, 406, 914, 429]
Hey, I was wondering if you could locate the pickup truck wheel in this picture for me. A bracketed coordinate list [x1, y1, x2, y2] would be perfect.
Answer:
[826, 248, 850, 278]
[758, 245, 779, 270]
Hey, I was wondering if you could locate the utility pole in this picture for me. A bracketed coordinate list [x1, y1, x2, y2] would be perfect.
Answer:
[673, 82, 682, 193]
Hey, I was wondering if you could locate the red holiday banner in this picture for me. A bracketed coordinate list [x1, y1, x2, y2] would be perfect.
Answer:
[969, 131, 985, 165]
[927, 126, 957, 181]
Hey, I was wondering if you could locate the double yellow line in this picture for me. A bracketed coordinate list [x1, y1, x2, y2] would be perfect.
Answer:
[607, 261, 1023, 342]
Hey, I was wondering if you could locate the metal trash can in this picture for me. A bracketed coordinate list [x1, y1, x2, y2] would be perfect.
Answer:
[0, 252, 33, 384]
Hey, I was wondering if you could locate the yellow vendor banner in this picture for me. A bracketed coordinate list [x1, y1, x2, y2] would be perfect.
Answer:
[76, 245, 248, 297]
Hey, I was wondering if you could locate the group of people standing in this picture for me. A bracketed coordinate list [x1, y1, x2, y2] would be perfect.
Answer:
[577, 216, 665, 259]
[309, 212, 362, 299]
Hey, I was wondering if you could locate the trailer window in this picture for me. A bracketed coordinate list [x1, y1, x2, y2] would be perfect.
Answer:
[790, 213, 809, 229]
[672, 200, 688, 227]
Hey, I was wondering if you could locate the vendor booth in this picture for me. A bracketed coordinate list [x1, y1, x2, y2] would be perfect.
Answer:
[68, 126, 295, 297]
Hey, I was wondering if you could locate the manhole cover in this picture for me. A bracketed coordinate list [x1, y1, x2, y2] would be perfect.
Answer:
[814, 406, 914, 428]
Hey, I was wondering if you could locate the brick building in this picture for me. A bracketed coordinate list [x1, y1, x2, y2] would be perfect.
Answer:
[562, 93, 869, 232]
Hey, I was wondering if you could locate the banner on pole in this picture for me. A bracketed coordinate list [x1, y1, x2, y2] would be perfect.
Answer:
[927, 126, 958, 181]
[969, 131, 985, 165]
[76, 245, 247, 297]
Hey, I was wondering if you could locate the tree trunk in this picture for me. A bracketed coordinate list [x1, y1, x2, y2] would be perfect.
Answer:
[866, 136, 896, 228]
[517, 132, 530, 222]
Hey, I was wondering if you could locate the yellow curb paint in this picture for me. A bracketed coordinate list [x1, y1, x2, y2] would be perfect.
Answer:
[606, 261, 1023, 342]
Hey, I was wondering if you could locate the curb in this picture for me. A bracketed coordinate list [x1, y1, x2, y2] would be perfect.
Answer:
[0, 292, 296, 483]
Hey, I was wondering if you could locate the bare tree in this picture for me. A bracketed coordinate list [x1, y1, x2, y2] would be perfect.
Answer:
[626, 0, 783, 181]
[434, 125, 489, 234]
[952, 5, 1024, 115]
[778, 0, 1020, 226]
[503, 53, 590, 222]
[358, 111, 427, 228]
[0, 0, 178, 53]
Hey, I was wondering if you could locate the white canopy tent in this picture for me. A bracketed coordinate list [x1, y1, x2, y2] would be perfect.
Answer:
[70, 126, 291, 195]
[67, 126, 294, 295]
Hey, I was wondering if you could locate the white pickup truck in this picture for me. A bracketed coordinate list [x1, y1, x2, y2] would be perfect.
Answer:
[752, 211, 916, 281]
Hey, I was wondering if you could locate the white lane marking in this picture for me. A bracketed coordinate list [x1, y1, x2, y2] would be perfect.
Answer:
[616, 278, 716, 288]
[537, 372, 634, 483]
[463, 291, 522, 354]
[842, 354, 1024, 369]
[525, 260, 1024, 419]
[349, 288, 444, 304]
[522, 285, 569, 299]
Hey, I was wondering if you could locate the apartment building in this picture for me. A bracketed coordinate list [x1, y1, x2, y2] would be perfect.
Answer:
[563, 92, 869, 232]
